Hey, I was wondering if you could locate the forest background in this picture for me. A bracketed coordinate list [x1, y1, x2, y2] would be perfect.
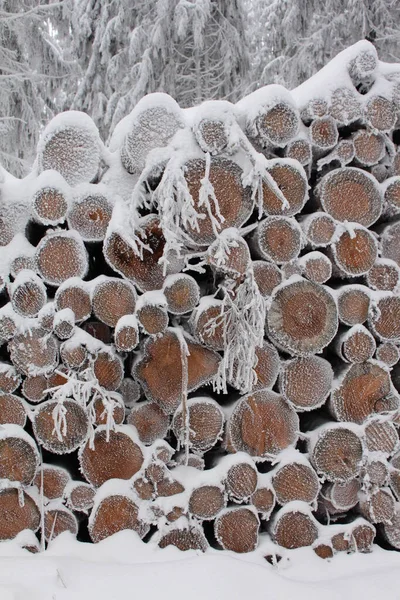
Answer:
[1, 0, 399, 176]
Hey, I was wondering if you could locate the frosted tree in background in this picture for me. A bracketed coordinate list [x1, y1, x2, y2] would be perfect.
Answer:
[70, 0, 250, 140]
[248, 0, 400, 91]
[0, 1, 72, 176]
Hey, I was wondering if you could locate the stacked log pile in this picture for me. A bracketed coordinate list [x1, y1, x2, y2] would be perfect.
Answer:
[2, 40, 400, 557]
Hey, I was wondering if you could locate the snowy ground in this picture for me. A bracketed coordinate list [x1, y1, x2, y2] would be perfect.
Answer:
[0, 532, 400, 600]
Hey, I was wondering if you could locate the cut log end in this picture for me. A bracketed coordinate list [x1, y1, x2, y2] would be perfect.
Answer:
[90, 495, 149, 543]
[33, 399, 89, 454]
[0, 489, 40, 541]
[319, 168, 382, 227]
[228, 390, 299, 457]
[273, 507, 318, 549]
[79, 428, 144, 487]
[267, 279, 338, 356]
[311, 426, 363, 482]
[280, 356, 333, 411]
[215, 507, 259, 553]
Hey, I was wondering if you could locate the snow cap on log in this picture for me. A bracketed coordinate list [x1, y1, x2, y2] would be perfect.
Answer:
[237, 84, 299, 147]
[37, 110, 103, 186]
[111, 92, 184, 175]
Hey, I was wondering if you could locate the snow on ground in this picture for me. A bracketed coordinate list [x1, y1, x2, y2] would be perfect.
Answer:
[0, 532, 400, 600]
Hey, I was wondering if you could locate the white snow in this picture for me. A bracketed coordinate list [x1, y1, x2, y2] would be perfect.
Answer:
[1, 531, 400, 600]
